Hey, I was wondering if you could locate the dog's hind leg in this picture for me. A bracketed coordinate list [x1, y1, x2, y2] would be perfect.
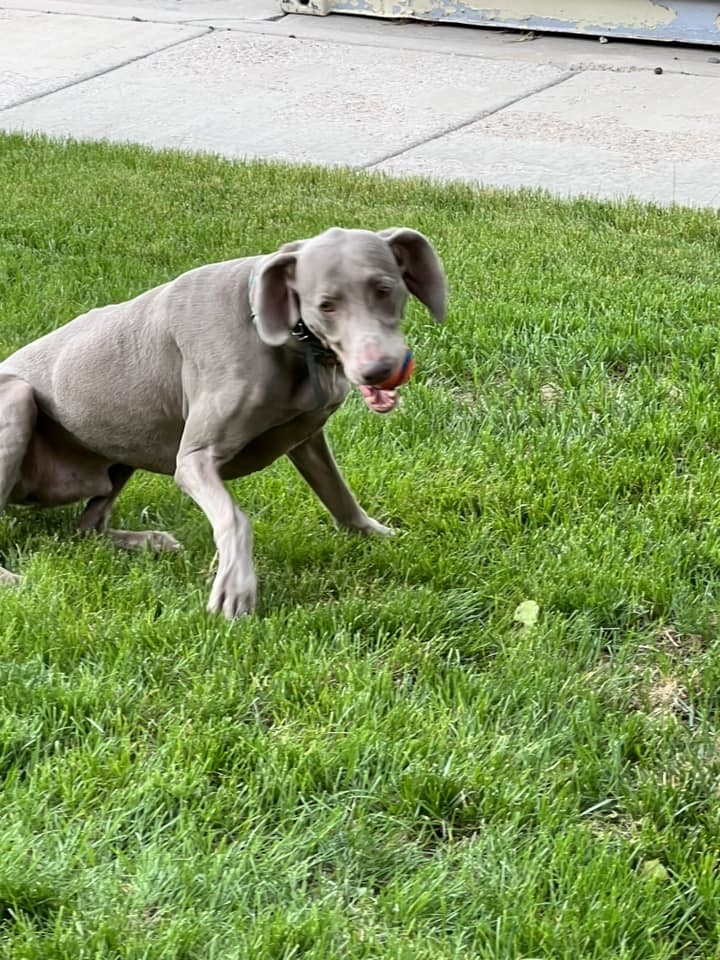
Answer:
[0, 374, 38, 586]
[76, 463, 134, 535]
[77, 464, 181, 553]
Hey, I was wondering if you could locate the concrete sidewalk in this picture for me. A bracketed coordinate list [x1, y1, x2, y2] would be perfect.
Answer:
[1, 0, 719, 207]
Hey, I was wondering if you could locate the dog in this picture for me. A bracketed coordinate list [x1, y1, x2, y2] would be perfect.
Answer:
[0, 227, 447, 618]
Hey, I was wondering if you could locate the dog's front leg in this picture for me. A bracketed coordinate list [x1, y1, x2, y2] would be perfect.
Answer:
[288, 429, 393, 537]
[175, 446, 256, 619]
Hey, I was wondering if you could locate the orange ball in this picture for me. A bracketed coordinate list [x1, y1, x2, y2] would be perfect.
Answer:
[379, 351, 415, 390]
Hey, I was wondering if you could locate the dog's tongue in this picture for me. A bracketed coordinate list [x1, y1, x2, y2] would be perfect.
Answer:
[358, 385, 399, 414]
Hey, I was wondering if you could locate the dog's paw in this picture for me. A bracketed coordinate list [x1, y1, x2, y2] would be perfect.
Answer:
[0, 567, 21, 588]
[208, 566, 257, 620]
[109, 530, 182, 553]
[345, 515, 395, 537]
[144, 531, 182, 553]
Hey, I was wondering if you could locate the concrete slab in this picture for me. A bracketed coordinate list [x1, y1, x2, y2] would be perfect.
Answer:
[257, 13, 720, 78]
[0, 30, 566, 167]
[0, 2, 717, 207]
[374, 70, 720, 207]
[0, 0, 281, 23]
[7, 0, 720, 78]
[0, 10, 206, 110]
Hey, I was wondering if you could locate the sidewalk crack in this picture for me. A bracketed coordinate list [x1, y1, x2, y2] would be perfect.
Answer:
[0, 25, 210, 113]
[361, 69, 577, 169]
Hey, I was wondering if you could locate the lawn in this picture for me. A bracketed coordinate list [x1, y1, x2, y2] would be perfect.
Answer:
[1, 133, 720, 959]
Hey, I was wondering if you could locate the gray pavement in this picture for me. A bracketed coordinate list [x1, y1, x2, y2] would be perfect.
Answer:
[1, 0, 719, 207]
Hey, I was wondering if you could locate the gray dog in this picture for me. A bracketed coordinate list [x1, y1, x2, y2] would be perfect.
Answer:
[0, 227, 447, 618]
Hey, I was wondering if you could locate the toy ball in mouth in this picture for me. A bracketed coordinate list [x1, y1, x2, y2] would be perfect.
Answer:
[379, 350, 415, 391]
[358, 350, 415, 415]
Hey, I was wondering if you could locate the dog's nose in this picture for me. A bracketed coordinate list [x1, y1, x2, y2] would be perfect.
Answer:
[359, 358, 397, 386]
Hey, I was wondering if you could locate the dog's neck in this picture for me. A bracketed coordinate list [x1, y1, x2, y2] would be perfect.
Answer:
[288, 317, 338, 366]
[248, 269, 342, 405]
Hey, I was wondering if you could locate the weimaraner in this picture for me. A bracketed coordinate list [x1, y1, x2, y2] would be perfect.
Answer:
[0, 227, 447, 618]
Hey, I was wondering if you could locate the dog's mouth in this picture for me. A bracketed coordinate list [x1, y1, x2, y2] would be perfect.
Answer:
[355, 350, 414, 414]
[357, 385, 399, 414]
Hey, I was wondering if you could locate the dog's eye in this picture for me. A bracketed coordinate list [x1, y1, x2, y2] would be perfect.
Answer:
[375, 284, 392, 299]
[319, 300, 336, 313]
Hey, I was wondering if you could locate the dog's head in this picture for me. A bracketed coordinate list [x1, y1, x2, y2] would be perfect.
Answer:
[252, 227, 447, 407]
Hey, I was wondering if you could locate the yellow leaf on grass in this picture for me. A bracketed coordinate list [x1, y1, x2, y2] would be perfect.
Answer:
[513, 600, 539, 628]
[640, 859, 669, 883]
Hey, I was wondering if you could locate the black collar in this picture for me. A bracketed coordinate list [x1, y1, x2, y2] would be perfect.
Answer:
[290, 317, 340, 367]
[290, 318, 342, 406]
[248, 270, 341, 404]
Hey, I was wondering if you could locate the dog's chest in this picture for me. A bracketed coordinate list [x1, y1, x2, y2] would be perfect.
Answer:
[220, 404, 342, 480]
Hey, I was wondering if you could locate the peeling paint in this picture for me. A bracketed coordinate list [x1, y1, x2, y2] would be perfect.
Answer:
[479, 1, 677, 30]
[282, 0, 720, 44]
[338, 0, 679, 19]
[388, 0, 447, 15]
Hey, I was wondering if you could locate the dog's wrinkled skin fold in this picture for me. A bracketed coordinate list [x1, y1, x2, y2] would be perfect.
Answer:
[0, 227, 447, 618]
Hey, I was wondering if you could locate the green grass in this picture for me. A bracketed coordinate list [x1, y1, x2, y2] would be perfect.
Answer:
[1, 133, 720, 959]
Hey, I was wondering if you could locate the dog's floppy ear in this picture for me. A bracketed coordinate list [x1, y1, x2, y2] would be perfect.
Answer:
[377, 228, 447, 323]
[251, 240, 304, 346]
